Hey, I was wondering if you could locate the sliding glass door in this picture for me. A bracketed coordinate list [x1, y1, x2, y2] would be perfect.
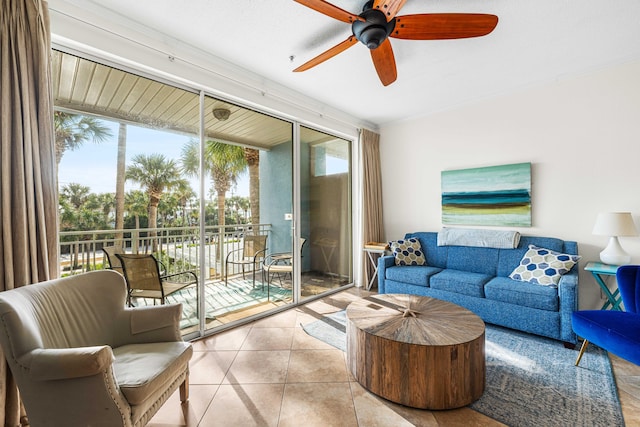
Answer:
[298, 126, 353, 300]
[54, 48, 353, 339]
[200, 95, 295, 333]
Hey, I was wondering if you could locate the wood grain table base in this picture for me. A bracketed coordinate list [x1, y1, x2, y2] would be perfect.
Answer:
[346, 294, 485, 410]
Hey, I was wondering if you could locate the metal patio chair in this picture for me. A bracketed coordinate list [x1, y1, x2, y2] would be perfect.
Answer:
[225, 234, 268, 287]
[116, 253, 197, 306]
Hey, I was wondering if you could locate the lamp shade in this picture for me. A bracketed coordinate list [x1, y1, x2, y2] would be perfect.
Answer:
[592, 212, 638, 237]
[593, 212, 637, 265]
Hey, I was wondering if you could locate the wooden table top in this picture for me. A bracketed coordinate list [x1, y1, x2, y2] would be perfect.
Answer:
[346, 293, 485, 347]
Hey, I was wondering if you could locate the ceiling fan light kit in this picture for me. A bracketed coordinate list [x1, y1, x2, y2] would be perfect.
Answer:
[352, 4, 395, 49]
[212, 108, 231, 121]
[293, 0, 498, 86]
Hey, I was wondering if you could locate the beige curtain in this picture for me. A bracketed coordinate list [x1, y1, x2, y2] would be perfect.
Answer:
[361, 129, 385, 289]
[0, 0, 58, 425]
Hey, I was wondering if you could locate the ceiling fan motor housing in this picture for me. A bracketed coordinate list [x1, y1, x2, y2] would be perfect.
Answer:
[352, 8, 396, 50]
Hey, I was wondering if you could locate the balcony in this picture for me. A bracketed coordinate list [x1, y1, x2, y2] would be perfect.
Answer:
[60, 223, 347, 334]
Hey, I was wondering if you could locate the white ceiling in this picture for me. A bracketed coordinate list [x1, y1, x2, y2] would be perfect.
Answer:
[56, 0, 640, 127]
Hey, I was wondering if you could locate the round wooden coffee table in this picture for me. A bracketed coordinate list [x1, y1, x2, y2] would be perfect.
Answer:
[346, 293, 485, 409]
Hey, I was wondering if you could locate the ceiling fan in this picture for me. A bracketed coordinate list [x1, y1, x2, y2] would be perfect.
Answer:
[293, 0, 498, 86]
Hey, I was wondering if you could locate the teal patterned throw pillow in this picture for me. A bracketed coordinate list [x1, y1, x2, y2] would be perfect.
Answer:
[509, 245, 581, 286]
[389, 238, 427, 266]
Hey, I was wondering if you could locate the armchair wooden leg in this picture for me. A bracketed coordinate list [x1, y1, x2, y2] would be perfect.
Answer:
[575, 339, 589, 366]
[179, 376, 189, 403]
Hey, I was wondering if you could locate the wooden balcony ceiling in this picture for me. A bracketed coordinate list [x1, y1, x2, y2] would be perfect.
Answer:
[52, 50, 331, 150]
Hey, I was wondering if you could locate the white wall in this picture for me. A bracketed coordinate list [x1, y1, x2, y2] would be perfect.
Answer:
[379, 60, 640, 309]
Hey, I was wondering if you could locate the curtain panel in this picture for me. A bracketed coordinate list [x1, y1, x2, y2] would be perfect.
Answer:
[360, 129, 384, 288]
[0, 0, 58, 425]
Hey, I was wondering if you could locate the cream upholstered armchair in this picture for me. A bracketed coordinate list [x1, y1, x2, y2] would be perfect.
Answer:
[0, 270, 193, 427]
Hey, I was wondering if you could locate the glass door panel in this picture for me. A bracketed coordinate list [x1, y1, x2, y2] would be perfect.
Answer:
[201, 95, 294, 333]
[52, 49, 204, 336]
[299, 126, 353, 300]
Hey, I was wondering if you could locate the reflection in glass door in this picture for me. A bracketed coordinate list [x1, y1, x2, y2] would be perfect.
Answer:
[299, 126, 353, 300]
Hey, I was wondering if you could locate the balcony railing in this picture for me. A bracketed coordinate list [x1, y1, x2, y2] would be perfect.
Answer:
[59, 224, 272, 281]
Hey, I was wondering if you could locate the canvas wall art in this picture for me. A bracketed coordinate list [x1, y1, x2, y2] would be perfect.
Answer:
[441, 162, 532, 227]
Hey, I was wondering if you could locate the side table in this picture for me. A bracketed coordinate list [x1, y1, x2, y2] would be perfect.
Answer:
[315, 238, 337, 276]
[584, 261, 622, 311]
[363, 242, 388, 290]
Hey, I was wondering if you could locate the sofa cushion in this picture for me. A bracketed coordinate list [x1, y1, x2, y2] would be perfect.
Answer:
[405, 232, 448, 268]
[385, 265, 442, 287]
[446, 246, 499, 276]
[509, 245, 581, 286]
[389, 238, 427, 266]
[113, 341, 192, 405]
[485, 277, 559, 311]
[430, 269, 492, 298]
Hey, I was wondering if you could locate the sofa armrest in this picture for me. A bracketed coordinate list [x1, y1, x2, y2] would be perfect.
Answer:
[121, 304, 183, 345]
[558, 270, 578, 310]
[21, 346, 114, 381]
[377, 255, 395, 293]
[558, 269, 579, 343]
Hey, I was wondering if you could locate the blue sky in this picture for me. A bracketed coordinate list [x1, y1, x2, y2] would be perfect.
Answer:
[58, 120, 249, 197]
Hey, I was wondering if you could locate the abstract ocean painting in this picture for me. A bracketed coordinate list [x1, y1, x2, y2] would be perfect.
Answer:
[441, 163, 531, 227]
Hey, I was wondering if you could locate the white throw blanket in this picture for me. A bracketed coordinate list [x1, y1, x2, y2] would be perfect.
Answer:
[437, 227, 521, 249]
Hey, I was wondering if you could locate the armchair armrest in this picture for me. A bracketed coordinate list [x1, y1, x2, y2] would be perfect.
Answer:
[23, 346, 114, 381]
[125, 304, 183, 343]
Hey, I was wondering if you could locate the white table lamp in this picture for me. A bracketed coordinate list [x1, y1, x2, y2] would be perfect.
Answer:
[592, 212, 638, 265]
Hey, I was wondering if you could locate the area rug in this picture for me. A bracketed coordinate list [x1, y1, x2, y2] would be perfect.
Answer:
[136, 279, 292, 329]
[302, 311, 625, 427]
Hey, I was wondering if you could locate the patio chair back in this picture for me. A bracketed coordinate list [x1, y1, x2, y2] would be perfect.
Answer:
[116, 253, 197, 306]
[102, 245, 124, 272]
[244, 234, 267, 257]
[116, 253, 165, 303]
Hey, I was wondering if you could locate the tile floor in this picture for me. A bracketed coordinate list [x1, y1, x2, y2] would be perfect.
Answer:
[148, 287, 640, 426]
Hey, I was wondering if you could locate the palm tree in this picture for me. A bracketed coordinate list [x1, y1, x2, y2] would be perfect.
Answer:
[126, 154, 181, 252]
[172, 179, 196, 226]
[243, 148, 260, 224]
[237, 197, 251, 223]
[59, 184, 111, 269]
[158, 193, 180, 227]
[60, 183, 91, 209]
[181, 140, 246, 228]
[114, 123, 127, 245]
[54, 111, 112, 165]
[125, 190, 149, 253]
[94, 192, 116, 226]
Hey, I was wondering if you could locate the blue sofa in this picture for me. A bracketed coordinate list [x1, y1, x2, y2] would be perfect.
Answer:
[378, 232, 579, 345]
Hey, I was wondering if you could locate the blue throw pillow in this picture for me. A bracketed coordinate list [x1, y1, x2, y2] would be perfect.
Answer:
[389, 238, 427, 266]
[509, 245, 581, 286]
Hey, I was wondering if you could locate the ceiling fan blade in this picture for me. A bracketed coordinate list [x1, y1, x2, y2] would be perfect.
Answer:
[372, 0, 407, 20]
[293, 36, 358, 72]
[294, 0, 363, 24]
[370, 38, 397, 86]
[391, 13, 499, 40]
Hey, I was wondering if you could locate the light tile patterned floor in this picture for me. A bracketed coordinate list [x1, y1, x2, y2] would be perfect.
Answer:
[148, 287, 640, 426]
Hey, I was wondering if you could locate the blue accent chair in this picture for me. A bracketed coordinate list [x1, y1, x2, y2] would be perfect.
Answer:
[572, 265, 640, 366]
